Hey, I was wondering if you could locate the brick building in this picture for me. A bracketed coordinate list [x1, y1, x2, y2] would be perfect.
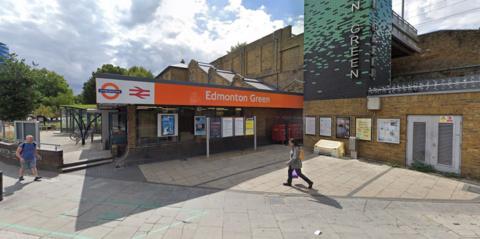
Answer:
[303, 0, 480, 179]
[157, 26, 304, 93]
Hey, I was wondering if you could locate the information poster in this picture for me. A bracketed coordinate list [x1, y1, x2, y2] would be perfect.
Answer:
[377, 119, 400, 144]
[158, 114, 178, 137]
[336, 117, 350, 138]
[305, 116, 316, 135]
[222, 117, 233, 137]
[210, 117, 222, 138]
[245, 118, 254, 136]
[355, 118, 372, 141]
[234, 117, 244, 136]
[319, 117, 332, 137]
[194, 116, 206, 136]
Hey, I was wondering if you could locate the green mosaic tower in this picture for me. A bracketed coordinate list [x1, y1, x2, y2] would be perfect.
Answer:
[304, 0, 392, 100]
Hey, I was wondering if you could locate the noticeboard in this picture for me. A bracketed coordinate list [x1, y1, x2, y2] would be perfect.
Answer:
[234, 117, 244, 136]
[377, 119, 400, 144]
[157, 114, 178, 137]
[355, 118, 372, 141]
[336, 117, 350, 139]
[194, 116, 206, 136]
[245, 118, 254, 136]
[319, 117, 332, 137]
[210, 117, 222, 139]
[222, 117, 233, 138]
[305, 116, 316, 135]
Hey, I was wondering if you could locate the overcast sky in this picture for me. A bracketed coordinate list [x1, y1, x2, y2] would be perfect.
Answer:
[0, 0, 478, 94]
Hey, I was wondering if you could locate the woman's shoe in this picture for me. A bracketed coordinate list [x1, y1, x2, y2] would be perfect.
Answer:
[308, 182, 313, 189]
[283, 183, 292, 186]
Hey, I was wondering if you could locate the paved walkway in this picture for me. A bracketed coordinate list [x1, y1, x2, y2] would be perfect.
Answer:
[1, 145, 480, 238]
[40, 131, 111, 164]
[136, 145, 479, 202]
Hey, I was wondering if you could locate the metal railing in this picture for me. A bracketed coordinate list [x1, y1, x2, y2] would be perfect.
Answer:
[392, 11, 418, 38]
[39, 143, 62, 151]
[368, 74, 480, 96]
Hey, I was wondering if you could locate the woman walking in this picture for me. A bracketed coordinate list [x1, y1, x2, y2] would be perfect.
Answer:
[283, 138, 313, 189]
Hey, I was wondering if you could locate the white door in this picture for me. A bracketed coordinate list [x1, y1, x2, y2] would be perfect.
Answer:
[407, 116, 462, 174]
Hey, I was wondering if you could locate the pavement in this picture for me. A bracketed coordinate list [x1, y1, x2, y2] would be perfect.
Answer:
[1, 144, 480, 239]
[39, 131, 112, 164]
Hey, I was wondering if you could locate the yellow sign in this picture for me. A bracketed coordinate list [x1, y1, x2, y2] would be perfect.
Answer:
[439, 116, 453, 124]
[355, 118, 372, 141]
[245, 118, 254, 135]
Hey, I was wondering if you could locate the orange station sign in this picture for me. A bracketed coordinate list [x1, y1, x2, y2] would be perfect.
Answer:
[154, 83, 303, 109]
[96, 77, 303, 109]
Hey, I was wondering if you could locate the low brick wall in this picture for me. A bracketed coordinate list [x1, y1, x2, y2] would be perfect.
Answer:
[0, 142, 63, 172]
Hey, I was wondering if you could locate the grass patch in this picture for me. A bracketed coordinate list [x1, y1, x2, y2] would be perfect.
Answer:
[62, 104, 97, 109]
[410, 160, 436, 173]
[409, 160, 461, 178]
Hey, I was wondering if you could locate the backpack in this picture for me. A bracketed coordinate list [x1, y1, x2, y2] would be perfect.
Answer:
[299, 147, 305, 161]
[18, 142, 36, 159]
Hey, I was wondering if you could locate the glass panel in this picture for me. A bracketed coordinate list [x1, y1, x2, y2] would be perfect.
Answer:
[412, 122, 426, 162]
[437, 123, 453, 166]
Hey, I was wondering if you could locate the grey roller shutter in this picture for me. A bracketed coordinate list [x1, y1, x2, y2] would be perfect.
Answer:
[438, 123, 453, 166]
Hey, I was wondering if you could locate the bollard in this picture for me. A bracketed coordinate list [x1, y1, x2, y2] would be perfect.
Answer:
[0, 171, 3, 201]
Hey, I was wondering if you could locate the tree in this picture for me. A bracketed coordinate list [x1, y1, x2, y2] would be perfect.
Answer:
[79, 64, 154, 104]
[227, 42, 247, 53]
[33, 105, 55, 118]
[0, 54, 36, 121]
[126, 66, 154, 78]
[31, 68, 75, 114]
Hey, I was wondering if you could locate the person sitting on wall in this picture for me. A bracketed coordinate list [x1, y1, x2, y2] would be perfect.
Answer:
[15, 135, 42, 182]
[283, 138, 313, 189]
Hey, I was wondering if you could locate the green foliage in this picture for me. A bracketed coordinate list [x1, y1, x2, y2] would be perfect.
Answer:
[127, 66, 154, 78]
[227, 42, 247, 53]
[31, 68, 75, 114]
[0, 54, 36, 121]
[410, 160, 436, 173]
[79, 64, 153, 104]
[63, 104, 96, 109]
[34, 105, 55, 118]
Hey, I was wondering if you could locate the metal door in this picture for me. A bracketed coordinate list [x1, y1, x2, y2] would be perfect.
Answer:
[407, 116, 462, 174]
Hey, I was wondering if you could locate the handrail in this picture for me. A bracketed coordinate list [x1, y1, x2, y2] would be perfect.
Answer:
[39, 143, 62, 151]
[392, 11, 417, 35]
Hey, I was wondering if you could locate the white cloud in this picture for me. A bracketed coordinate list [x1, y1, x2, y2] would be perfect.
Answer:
[0, 0, 302, 93]
[392, 0, 480, 34]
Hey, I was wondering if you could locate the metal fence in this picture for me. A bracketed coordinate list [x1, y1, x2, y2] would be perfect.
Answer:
[368, 74, 480, 96]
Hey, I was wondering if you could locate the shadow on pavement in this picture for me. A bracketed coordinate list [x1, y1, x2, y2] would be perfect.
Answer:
[3, 181, 34, 197]
[293, 184, 342, 209]
[72, 145, 337, 231]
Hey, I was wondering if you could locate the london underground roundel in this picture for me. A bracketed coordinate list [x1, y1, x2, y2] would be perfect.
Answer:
[98, 82, 122, 100]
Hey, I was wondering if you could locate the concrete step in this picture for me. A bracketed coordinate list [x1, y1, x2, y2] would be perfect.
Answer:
[61, 158, 113, 173]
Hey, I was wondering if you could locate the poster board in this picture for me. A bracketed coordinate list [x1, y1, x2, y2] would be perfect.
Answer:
[355, 118, 372, 141]
[377, 119, 400, 144]
[319, 117, 332, 137]
[210, 117, 222, 139]
[245, 118, 254, 136]
[222, 117, 233, 138]
[234, 117, 244, 136]
[305, 116, 316, 135]
[336, 117, 350, 139]
[194, 116, 206, 136]
[157, 114, 178, 137]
